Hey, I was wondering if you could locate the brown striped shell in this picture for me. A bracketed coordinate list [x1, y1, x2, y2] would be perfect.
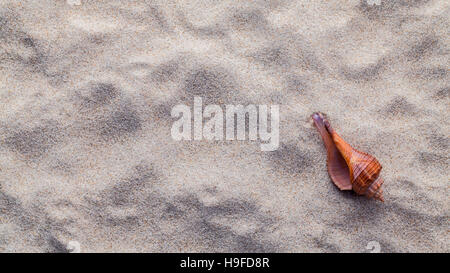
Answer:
[312, 112, 385, 202]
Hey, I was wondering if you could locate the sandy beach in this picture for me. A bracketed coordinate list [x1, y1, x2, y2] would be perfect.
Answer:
[0, 0, 448, 252]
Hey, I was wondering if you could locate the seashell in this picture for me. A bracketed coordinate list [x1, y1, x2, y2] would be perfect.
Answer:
[311, 112, 384, 202]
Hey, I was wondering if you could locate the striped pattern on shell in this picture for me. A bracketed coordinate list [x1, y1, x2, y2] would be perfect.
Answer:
[350, 149, 382, 195]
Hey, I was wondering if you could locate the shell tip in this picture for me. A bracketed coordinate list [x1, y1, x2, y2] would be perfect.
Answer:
[374, 191, 384, 202]
[311, 112, 322, 121]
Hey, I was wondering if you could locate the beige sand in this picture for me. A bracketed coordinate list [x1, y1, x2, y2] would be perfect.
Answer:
[0, 0, 448, 252]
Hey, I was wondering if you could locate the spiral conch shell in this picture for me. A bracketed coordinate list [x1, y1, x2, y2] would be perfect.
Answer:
[312, 112, 385, 202]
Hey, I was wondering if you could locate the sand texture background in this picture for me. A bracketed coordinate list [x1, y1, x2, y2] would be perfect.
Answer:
[0, 0, 448, 252]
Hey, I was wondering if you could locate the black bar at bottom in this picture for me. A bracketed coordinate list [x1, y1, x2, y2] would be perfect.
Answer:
[0, 253, 442, 272]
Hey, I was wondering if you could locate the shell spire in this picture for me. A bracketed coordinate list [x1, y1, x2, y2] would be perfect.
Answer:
[312, 112, 385, 202]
